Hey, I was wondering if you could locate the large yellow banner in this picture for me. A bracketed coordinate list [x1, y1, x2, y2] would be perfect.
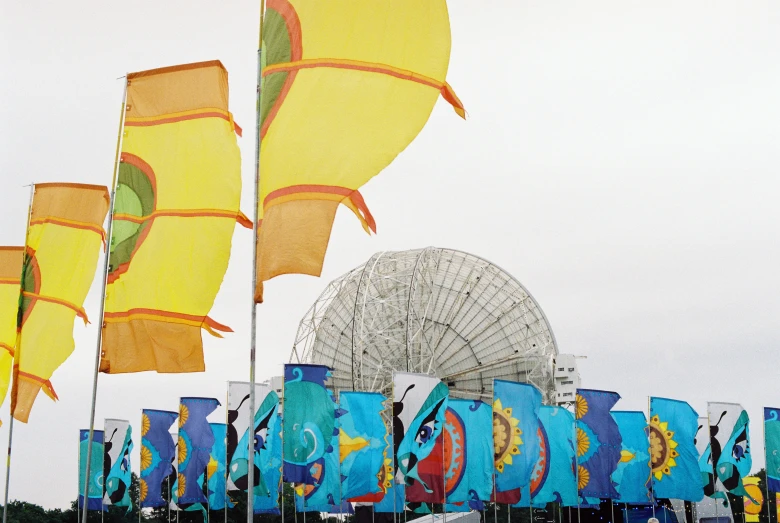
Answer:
[255, 0, 464, 302]
[0, 247, 23, 417]
[100, 61, 247, 374]
[12, 183, 109, 422]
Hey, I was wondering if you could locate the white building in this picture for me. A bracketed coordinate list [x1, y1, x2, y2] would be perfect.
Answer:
[553, 354, 581, 404]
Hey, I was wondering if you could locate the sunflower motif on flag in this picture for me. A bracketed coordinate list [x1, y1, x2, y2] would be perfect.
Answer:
[139, 479, 148, 502]
[578, 465, 590, 488]
[177, 473, 186, 497]
[179, 404, 189, 428]
[576, 427, 590, 457]
[141, 413, 150, 436]
[575, 394, 589, 420]
[140, 445, 153, 471]
[178, 436, 188, 465]
[493, 398, 522, 472]
[648, 414, 679, 480]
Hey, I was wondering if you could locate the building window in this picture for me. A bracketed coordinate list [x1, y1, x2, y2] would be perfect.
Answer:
[568, 368, 575, 372]
[558, 367, 564, 372]
[563, 392, 573, 397]
[561, 380, 573, 385]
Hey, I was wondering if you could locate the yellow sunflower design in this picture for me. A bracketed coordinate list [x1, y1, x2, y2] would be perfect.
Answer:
[141, 413, 150, 436]
[575, 394, 589, 420]
[179, 404, 189, 428]
[139, 479, 148, 502]
[577, 465, 590, 489]
[648, 414, 679, 480]
[576, 427, 590, 458]
[140, 445, 153, 471]
[177, 473, 186, 498]
[178, 436, 188, 465]
[493, 398, 522, 473]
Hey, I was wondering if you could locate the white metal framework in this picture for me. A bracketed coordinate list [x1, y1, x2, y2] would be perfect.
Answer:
[291, 247, 559, 403]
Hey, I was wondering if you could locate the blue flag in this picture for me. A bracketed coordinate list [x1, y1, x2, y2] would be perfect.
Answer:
[284, 364, 340, 507]
[575, 389, 622, 499]
[765, 407, 780, 493]
[532, 406, 578, 506]
[178, 397, 220, 506]
[375, 481, 405, 513]
[444, 399, 493, 505]
[140, 409, 178, 508]
[207, 423, 234, 511]
[340, 392, 388, 500]
[611, 411, 651, 504]
[104, 419, 133, 511]
[650, 397, 704, 501]
[79, 430, 106, 512]
[493, 380, 542, 492]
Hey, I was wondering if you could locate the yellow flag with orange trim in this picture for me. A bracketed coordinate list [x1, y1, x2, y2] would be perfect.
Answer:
[12, 183, 109, 423]
[0, 247, 23, 419]
[255, 0, 464, 302]
[99, 60, 247, 374]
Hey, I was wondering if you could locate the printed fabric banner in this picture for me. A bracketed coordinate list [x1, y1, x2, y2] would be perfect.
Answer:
[493, 380, 542, 494]
[0, 247, 23, 419]
[207, 423, 233, 511]
[13, 183, 109, 422]
[742, 476, 764, 522]
[254, 0, 465, 303]
[79, 429, 106, 511]
[611, 411, 651, 504]
[444, 399, 493, 507]
[764, 407, 780, 492]
[100, 60, 249, 374]
[575, 389, 622, 499]
[695, 416, 723, 501]
[104, 419, 133, 510]
[140, 409, 178, 508]
[178, 397, 220, 506]
[649, 397, 704, 501]
[227, 382, 282, 514]
[393, 372, 449, 503]
[532, 406, 578, 506]
[339, 392, 388, 501]
[708, 402, 752, 498]
[374, 481, 405, 513]
[283, 364, 340, 507]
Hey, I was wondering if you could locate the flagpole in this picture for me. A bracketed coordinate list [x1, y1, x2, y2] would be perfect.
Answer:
[574, 396, 580, 523]
[77, 431, 81, 523]
[2, 184, 34, 523]
[492, 379, 498, 523]
[648, 397, 655, 519]
[81, 77, 128, 523]
[224, 384, 228, 523]
[247, 0, 266, 519]
[763, 410, 771, 523]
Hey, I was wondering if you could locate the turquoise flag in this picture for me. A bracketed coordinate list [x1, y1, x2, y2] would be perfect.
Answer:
[104, 419, 133, 511]
[340, 392, 388, 501]
[284, 364, 340, 508]
[444, 399, 492, 505]
[207, 423, 234, 511]
[650, 397, 704, 501]
[708, 402, 753, 499]
[532, 406, 578, 505]
[611, 411, 651, 504]
[765, 407, 780, 492]
[79, 430, 105, 512]
[493, 380, 542, 492]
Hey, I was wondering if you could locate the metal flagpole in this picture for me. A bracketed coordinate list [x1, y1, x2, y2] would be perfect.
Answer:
[648, 397, 656, 519]
[247, 0, 266, 519]
[77, 430, 81, 523]
[610, 500, 614, 523]
[764, 413, 772, 523]
[225, 384, 229, 523]
[81, 77, 128, 523]
[2, 184, 34, 523]
[574, 400, 581, 523]
[168, 475, 171, 523]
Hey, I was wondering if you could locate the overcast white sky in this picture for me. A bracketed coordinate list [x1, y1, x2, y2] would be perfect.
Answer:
[1, 0, 779, 510]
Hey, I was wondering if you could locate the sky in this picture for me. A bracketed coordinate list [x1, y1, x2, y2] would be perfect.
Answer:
[1, 0, 779, 510]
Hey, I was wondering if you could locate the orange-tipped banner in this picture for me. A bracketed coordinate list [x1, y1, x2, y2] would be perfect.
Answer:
[12, 184, 109, 423]
[99, 60, 245, 374]
[0, 247, 23, 419]
[255, 0, 464, 302]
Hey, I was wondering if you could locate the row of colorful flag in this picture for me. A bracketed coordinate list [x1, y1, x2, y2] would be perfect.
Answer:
[78, 367, 780, 515]
[0, 0, 466, 427]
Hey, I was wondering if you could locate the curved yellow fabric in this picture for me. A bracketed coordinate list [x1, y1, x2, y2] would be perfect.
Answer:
[0, 247, 23, 421]
[255, 0, 464, 302]
[100, 61, 245, 374]
[12, 183, 109, 423]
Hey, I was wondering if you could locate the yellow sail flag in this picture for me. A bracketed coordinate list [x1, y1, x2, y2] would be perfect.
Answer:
[255, 0, 464, 302]
[0, 247, 23, 417]
[12, 183, 109, 423]
[99, 61, 247, 374]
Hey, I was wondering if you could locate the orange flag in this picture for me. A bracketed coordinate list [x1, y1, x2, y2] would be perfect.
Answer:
[0, 247, 24, 419]
[99, 61, 246, 374]
[12, 183, 109, 422]
[255, 0, 464, 302]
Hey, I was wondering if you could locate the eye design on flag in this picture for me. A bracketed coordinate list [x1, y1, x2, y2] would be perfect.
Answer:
[397, 382, 448, 491]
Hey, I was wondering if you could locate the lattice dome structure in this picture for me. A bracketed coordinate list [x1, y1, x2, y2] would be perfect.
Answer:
[291, 247, 559, 403]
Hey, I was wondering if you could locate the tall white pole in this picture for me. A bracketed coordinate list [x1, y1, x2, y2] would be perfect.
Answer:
[81, 78, 128, 523]
[763, 411, 771, 523]
[3, 184, 35, 523]
[247, 0, 266, 520]
[648, 397, 656, 519]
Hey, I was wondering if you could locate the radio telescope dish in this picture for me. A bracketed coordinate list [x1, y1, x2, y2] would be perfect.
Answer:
[291, 247, 558, 403]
